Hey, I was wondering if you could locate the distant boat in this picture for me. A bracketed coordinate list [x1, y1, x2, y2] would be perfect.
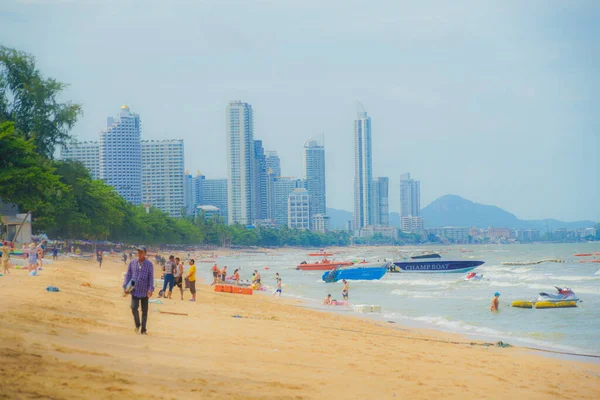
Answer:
[297, 258, 354, 271]
[322, 263, 388, 283]
[410, 253, 441, 260]
[390, 260, 484, 273]
[573, 253, 593, 257]
[308, 249, 334, 257]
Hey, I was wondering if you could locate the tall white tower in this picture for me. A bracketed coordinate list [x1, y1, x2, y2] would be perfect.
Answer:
[353, 102, 372, 230]
[226, 101, 255, 225]
[303, 134, 326, 225]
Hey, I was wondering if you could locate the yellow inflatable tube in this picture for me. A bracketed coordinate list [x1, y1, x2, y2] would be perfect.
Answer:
[511, 300, 533, 308]
[534, 301, 577, 309]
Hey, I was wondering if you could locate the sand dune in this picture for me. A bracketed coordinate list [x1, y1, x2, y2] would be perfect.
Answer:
[0, 254, 598, 399]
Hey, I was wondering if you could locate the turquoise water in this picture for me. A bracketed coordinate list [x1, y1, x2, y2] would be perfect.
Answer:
[203, 243, 600, 358]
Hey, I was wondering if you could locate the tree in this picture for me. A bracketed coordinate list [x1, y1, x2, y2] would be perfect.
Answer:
[0, 46, 82, 158]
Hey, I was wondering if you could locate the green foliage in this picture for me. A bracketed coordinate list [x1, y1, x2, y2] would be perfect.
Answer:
[0, 46, 82, 158]
[0, 122, 65, 212]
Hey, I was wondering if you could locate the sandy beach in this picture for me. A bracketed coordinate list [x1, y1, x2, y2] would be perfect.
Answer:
[0, 254, 598, 399]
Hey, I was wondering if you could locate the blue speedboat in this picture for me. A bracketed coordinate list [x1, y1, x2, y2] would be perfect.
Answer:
[389, 259, 484, 273]
[322, 263, 388, 283]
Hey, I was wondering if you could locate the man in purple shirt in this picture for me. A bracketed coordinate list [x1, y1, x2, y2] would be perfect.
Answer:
[123, 245, 154, 335]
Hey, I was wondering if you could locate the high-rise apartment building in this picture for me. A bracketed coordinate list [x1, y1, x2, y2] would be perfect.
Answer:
[353, 102, 372, 230]
[265, 151, 281, 221]
[141, 139, 185, 217]
[312, 214, 330, 233]
[200, 178, 229, 223]
[371, 177, 389, 226]
[400, 173, 422, 233]
[226, 101, 255, 225]
[288, 188, 310, 230]
[273, 177, 305, 226]
[253, 140, 268, 221]
[61, 141, 100, 179]
[99, 105, 142, 204]
[304, 135, 326, 225]
[400, 173, 420, 217]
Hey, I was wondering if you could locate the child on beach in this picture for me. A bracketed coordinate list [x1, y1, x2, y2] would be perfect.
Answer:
[273, 278, 282, 297]
[27, 243, 38, 272]
[323, 294, 332, 305]
[2, 241, 12, 275]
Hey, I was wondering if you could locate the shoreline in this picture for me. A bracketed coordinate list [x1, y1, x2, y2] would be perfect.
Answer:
[0, 255, 598, 399]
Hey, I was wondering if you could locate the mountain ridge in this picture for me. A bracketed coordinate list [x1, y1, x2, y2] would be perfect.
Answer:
[326, 194, 596, 231]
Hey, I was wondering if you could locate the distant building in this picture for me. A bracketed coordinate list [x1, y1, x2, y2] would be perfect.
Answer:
[199, 177, 228, 223]
[580, 227, 597, 238]
[312, 214, 330, 233]
[265, 150, 281, 221]
[426, 226, 469, 243]
[273, 178, 305, 227]
[196, 205, 221, 220]
[253, 140, 268, 221]
[360, 225, 398, 240]
[288, 188, 310, 230]
[400, 173, 420, 218]
[99, 105, 142, 205]
[401, 216, 424, 234]
[141, 139, 185, 217]
[304, 135, 326, 225]
[485, 227, 514, 240]
[61, 141, 100, 179]
[353, 102, 373, 230]
[371, 177, 389, 226]
[226, 101, 255, 225]
[515, 229, 540, 242]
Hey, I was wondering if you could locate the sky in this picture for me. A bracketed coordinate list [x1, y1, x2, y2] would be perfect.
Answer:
[1, 0, 599, 222]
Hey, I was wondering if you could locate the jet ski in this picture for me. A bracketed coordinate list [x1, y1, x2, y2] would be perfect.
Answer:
[464, 272, 484, 281]
[536, 286, 579, 302]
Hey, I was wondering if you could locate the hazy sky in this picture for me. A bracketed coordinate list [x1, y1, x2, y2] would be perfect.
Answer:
[2, 0, 598, 221]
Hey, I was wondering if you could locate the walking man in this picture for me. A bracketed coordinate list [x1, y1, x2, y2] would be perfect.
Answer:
[187, 259, 197, 302]
[122, 246, 154, 335]
[161, 255, 176, 299]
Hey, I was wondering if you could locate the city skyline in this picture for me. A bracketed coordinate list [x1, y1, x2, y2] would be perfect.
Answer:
[8, 1, 598, 221]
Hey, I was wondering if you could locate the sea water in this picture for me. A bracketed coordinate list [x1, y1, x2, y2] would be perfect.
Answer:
[202, 243, 600, 358]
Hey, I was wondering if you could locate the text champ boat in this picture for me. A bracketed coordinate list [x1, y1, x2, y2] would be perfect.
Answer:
[322, 263, 388, 283]
[390, 260, 484, 273]
[296, 258, 354, 271]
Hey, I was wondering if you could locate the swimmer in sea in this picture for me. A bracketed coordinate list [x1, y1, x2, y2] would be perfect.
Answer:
[490, 292, 500, 312]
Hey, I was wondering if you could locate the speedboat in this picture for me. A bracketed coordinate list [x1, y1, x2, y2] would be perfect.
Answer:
[322, 262, 388, 283]
[390, 257, 484, 273]
[296, 258, 354, 271]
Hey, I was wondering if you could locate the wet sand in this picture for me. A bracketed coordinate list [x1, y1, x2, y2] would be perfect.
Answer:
[0, 254, 598, 399]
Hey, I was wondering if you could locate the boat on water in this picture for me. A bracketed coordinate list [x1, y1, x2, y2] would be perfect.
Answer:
[321, 263, 388, 283]
[296, 258, 354, 271]
[389, 253, 484, 273]
[308, 249, 334, 257]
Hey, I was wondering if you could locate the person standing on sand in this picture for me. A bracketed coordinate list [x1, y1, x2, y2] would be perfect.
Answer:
[490, 292, 500, 312]
[160, 255, 176, 299]
[122, 246, 154, 335]
[174, 257, 184, 300]
[52, 246, 58, 261]
[97, 250, 103, 268]
[273, 278, 282, 297]
[2, 241, 12, 275]
[186, 259, 197, 302]
[210, 263, 219, 286]
[37, 243, 45, 269]
[342, 279, 349, 300]
[232, 269, 240, 286]
[221, 266, 227, 282]
[27, 243, 37, 272]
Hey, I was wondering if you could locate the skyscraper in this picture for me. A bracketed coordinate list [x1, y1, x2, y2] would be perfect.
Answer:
[226, 101, 255, 225]
[371, 177, 389, 226]
[265, 151, 281, 221]
[266, 151, 281, 178]
[199, 178, 229, 223]
[304, 135, 326, 226]
[288, 188, 310, 230]
[353, 102, 372, 230]
[400, 173, 423, 233]
[273, 177, 305, 226]
[184, 171, 195, 215]
[400, 173, 420, 217]
[99, 105, 142, 204]
[253, 140, 268, 221]
[141, 139, 185, 217]
[61, 140, 100, 179]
